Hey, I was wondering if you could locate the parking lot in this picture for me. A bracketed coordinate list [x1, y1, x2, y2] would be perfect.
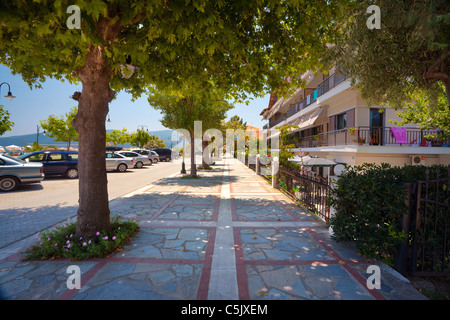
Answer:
[0, 159, 182, 250]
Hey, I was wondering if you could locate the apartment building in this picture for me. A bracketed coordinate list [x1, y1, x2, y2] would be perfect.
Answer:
[260, 69, 450, 176]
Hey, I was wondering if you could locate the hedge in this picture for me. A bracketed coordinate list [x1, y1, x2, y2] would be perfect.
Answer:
[329, 163, 448, 263]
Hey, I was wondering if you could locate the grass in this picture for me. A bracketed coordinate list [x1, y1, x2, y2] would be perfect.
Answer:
[21, 215, 140, 261]
[180, 174, 201, 179]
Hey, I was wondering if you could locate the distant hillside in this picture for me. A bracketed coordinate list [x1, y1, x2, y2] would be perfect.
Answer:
[0, 129, 181, 150]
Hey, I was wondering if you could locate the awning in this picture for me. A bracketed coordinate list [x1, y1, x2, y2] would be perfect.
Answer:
[289, 155, 336, 167]
[292, 107, 325, 132]
[265, 98, 284, 120]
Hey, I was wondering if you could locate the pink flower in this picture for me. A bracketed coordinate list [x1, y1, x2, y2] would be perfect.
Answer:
[96, 231, 100, 236]
[88, 240, 92, 245]
[112, 236, 116, 241]
[102, 236, 108, 240]
[82, 242, 87, 247]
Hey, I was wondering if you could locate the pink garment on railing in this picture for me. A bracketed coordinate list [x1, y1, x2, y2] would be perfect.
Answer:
[390, 127, 408, 143]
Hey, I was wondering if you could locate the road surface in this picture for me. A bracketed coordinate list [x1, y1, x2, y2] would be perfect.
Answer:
[0, 159, 182, 250]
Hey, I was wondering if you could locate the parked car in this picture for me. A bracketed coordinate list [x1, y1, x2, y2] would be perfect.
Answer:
[116, 151, 152, 168]
[0, 154, 44, 191]
[106, 146, 123, 152]
[18, 150, 79, 179]
[150, 150, 159, 163]
[130, 149, 158, 163]
[105, 152, 134, 172]
[152, 148, 172, 162]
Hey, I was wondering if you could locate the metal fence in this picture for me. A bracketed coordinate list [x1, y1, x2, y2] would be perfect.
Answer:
[410, 166, 450, 275]
[278, 166, 331, 222]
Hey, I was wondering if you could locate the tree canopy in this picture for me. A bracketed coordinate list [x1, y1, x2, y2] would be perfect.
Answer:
[328, 0, 450, 110]
[0, 105, 14, 136]
[40, 106, 79, 150]
[0, 0, 354, 238]
[106, 127, 130, 146]
[148, 84, 233, 176]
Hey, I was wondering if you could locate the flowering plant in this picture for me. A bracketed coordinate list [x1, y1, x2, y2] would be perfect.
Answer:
[348, 127, 358, 135]
[353, 137, 365, 144]
[22, 215, 139, 260]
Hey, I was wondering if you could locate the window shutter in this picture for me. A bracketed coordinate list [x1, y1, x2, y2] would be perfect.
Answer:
[346, 108, 355, 128]
[329, 115, 335, 131]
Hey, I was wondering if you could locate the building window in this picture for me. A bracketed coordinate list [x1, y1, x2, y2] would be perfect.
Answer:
[336, 113, 347, 130]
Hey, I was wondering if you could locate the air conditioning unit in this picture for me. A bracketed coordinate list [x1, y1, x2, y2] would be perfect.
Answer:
[410, 155, 426, 166]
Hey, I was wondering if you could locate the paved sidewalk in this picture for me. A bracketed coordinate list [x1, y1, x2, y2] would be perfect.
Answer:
[0, 157, 426, 300]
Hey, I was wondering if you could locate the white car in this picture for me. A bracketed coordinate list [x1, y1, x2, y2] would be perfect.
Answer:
[116, 151, 152, 168]
[105, 152, 134, 172]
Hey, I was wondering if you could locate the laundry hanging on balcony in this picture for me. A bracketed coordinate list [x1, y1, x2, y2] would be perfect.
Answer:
[390, 127, 408, 144]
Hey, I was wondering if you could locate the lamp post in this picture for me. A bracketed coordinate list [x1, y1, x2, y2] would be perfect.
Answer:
[0, 82, 16, 101]
[36, 125, 46, 145]
[181, 134, 186, 174]
[137, 125, 148, 132]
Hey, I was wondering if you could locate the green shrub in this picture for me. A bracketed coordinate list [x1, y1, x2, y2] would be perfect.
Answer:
[329, 163, 447, 261]
[21, 215, 139, 260]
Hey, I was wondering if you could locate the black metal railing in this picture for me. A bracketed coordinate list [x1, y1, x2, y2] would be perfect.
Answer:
[288, 126, 450, 148]
[410, 166, 450, 275]
[269, 72, 349, 129]
[279, 166, 331, 222]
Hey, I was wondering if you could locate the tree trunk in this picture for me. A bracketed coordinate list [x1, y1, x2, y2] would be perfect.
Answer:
[72, 44, 115, 238]
[444, 78, 450, 111]
[201, 139, 211, 169]
[190, 134, 197, 177]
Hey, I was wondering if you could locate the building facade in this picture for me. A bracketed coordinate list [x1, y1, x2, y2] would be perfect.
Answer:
[260, 68, 450, 177]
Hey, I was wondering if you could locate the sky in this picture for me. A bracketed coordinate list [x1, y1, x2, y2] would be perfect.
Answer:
[0, 65, 270, 137]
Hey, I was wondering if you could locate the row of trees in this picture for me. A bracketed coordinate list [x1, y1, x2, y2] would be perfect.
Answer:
[1, 0, 447, 240]
[38, 106, 165, 150]
[106, 128, 165, 149]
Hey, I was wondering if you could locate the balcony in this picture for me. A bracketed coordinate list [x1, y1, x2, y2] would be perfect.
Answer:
[286, 126, 450, 149]
[272, 72, 348, 129]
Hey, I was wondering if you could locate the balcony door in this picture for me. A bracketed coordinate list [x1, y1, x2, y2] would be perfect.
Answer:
[370, 109, 383, 145]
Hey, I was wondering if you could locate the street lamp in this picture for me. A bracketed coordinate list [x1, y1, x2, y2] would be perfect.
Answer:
[36, 125, 47, 145]
[137, 125, 148, 132]
[0, 82, 16, 101]
[181, 134, 186, 174]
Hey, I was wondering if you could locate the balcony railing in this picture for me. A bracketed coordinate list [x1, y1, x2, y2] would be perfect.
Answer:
[286, 127, 450, 148]
[271, 72, 348, 129]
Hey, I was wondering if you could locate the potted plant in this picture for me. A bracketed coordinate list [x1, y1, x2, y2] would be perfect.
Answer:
[348, 127, 358, 135]
[353, 137, 365, 145]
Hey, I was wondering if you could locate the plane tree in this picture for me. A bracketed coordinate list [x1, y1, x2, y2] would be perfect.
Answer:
[328, 0, 450, 113]
[0, 0, 352, 238]
[40, 106, 79, 150]
[148, 84, 233, 176]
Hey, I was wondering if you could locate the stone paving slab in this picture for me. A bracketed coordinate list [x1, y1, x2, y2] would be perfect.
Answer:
[0, 157, 427, 300]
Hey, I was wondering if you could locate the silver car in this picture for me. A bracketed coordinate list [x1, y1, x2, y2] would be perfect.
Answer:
[130, 149, 158, 164]
[117, 151, 152, 168]
[0, 154, 45, 191]
[105, 152, 134, 172]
